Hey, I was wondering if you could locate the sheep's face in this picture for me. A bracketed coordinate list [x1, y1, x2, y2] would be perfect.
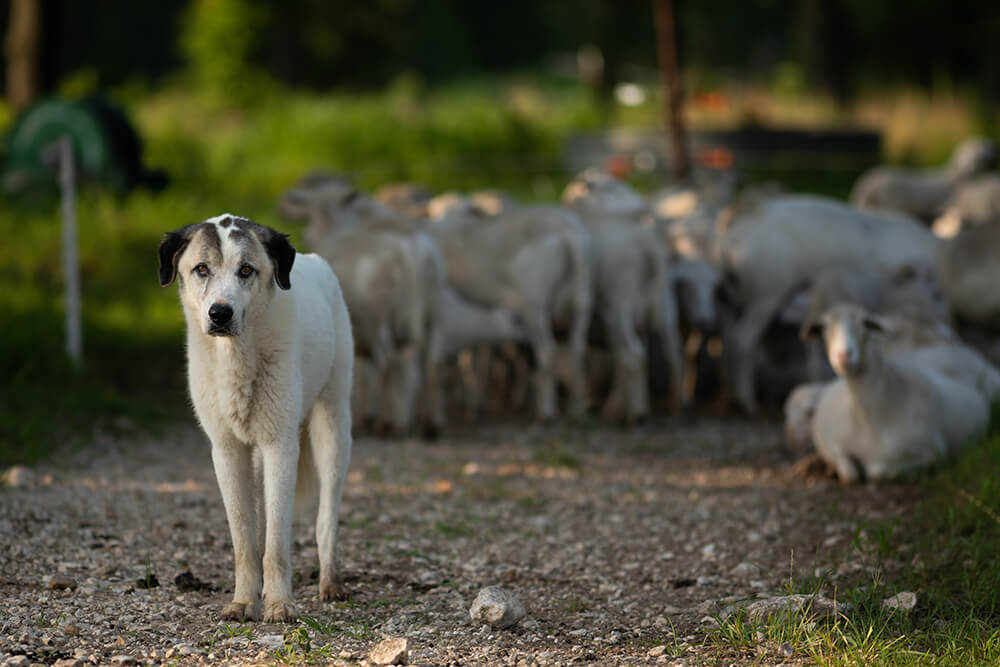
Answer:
[672, 258, 720, 334]
[804, 303, 885, 377]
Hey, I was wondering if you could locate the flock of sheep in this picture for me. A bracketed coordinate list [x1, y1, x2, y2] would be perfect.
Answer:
[275, 136, 1000, 483]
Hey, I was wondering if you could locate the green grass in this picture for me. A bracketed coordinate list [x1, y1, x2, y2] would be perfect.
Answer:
[710, 408, 1000, 665]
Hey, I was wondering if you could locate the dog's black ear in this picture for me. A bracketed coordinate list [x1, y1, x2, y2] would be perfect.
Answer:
[158, 224, 198, 287]
[260, 227, 296, 290]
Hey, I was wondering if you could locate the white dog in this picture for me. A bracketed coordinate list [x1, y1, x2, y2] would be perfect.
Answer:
[158, 214, 353, 622]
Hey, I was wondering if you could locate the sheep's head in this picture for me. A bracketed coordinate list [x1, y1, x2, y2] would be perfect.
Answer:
[427, 191, 480, 221]
[671, 258, 721, 334]
[802, 303, 887, 377]
[277, 176, 362, 251]
[949, 137, 997, 178]
[562, 169, 649, 219]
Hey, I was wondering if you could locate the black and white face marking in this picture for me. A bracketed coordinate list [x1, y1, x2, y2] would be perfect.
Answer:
[162, 214, 296, 338]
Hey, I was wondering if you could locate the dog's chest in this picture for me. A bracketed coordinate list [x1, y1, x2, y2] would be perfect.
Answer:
[192, 344, 285, 444]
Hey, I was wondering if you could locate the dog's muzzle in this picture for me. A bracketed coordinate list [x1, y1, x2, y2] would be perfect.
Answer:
[207, 303, 236, 336]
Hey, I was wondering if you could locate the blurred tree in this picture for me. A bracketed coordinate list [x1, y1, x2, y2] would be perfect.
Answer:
[653, 0, 690, 180]
[4, 0, 39, 111]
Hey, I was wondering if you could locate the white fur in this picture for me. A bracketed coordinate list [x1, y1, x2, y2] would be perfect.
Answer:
[809, 303, 989, 482]
[166, 217, 353, 622]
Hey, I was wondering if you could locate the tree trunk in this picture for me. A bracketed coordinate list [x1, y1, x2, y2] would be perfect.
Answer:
[652, 0, 691, 181]
[5, 0, 40, 113]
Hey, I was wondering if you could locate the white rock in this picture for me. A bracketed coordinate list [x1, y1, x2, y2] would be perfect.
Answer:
[3, 465, 36, 488]
[882, 591, 917, 612]
[469, 586, 526, 629]
[368, 637, 408, 665]
[729, 562, 763, 579]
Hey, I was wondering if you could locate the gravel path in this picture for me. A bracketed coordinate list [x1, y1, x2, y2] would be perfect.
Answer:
[0, 418, 916, 666]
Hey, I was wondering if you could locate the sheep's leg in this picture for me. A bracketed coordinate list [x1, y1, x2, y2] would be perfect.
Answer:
[728, 292, 785, 415]
[420, 330, 446, 438]
[655, 290, 686, 414]
[682, 330, 704, 408]
[523, 305, 558, 422]
[384, 345, 421, 436]
[602, 301, 648, 424]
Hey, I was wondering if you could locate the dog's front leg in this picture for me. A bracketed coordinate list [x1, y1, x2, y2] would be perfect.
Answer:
[260, 434, 299, 622]
[210, 437, 263, 621]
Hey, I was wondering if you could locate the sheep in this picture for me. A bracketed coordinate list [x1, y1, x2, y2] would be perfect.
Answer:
[782, 381, 831, 454]
[850, 137, 997, 223]
[804, 303, 991, 482]
[374, 182, 433, 219]
[717, 194, 940, 414]
[561, 174, 686, 419]
[428, 202, 595, 420]
[938, 220, 1000, 331]
[932, 173, 1000, 238]
[278, 177, 445, 435]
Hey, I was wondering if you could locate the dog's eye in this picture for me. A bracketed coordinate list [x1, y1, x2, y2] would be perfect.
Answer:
[194, 264, 210, 277]
[239, 264, 255, 278]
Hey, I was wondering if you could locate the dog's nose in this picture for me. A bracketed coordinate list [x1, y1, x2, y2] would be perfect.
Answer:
[209, 303, 234, 325]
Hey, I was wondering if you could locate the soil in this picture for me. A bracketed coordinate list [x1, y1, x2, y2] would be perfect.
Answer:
[0, 417, 917, 666]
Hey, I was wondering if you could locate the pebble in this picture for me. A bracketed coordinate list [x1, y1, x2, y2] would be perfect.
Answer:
[3, 657, 30, 667]
[110, 656, 138, 666]
[882, 591, 917, 612]
[727, 594, 848, 623]
[647, 645, 667, 657]
[470, 586, 526, 629]
[368, 637, 408, 665]
[729, 562, 763, 579]
[53, 659, 87, 667]
[47, 576, 78, 591]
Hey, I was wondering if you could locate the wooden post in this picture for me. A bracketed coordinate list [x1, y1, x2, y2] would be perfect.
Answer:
[4, 0, 40, 113]
[59, 137, 82, 367]
[652, 0, 691, 181]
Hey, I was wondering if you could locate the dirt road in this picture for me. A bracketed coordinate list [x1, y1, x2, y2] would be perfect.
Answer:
[0, 418, 914, 665]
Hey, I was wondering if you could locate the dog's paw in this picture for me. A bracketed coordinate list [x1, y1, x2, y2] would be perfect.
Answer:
[263, 599, 298, 623]
[319, 575, 346, 602]
[222, 600, 262, 622]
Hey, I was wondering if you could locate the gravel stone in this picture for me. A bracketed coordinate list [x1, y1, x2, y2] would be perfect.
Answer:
[882, 591, 917, 612]
[470, 586, 527, 629]
[727, 594, 848, 623]
[368, 637, 408, 665]
[47, 575, 78, 591]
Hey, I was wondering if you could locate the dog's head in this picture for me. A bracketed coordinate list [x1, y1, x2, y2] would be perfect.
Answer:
[158, 214, 296, 337]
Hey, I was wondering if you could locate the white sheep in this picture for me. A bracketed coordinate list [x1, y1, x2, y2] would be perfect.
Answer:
[429, 202, 595, 419]
[850, 137, 997, 223]
[804, 303, 991, 482]
[938, 221, 1000, 330]
[782, 381, 831, 454]
[932, 173, 1000, 238]
[717, 194, 940, 414]
[563, 173, 686, 419]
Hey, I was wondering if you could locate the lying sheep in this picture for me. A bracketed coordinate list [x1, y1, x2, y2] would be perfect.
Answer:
[804, 303, 991, 482]
[850, 137, 997, 223]
[938, 221, 1000, 330]
[718, 195, 940, 414]
[782, 381, 830, 454]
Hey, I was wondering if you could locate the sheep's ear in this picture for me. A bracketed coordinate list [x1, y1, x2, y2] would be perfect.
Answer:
[256, 226, 296, 290]
[800, 319, 823, 341]
[158, 224, 199, 287]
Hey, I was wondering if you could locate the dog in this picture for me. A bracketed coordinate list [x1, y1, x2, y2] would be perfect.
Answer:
[158, 214, 353, 622]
